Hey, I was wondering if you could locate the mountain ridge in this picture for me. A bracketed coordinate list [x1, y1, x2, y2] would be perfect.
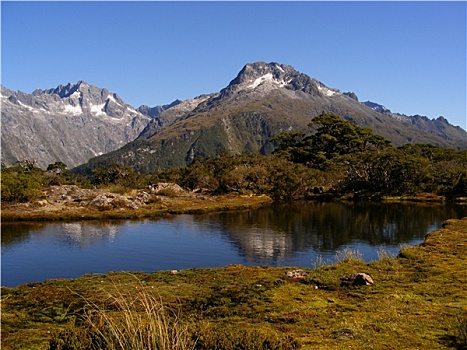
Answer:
[1, 82, 152, 168]
[2, 61, 466, 171]
[74, 62, 467, 172]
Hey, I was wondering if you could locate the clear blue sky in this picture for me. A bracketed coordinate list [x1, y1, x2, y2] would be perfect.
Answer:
[2, 1, 466, 129]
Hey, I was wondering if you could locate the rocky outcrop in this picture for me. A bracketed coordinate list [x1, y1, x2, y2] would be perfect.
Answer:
[286, 269, 309, 280]
[148, 183, 186, 195]
[42, 185, 156, 210]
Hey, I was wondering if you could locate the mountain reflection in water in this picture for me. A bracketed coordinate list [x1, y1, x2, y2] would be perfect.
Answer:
[2, 201, 466, 287]
[194, 201, 467, 263]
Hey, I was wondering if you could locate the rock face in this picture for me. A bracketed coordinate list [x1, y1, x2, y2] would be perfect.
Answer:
[1, 82, 153, 168]
[77, 61, 467, 172]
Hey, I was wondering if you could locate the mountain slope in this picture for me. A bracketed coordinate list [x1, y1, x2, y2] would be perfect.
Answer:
[1, 82, 153, 168]
[362, 100, 467, 144]
[77, 62, 467, 172]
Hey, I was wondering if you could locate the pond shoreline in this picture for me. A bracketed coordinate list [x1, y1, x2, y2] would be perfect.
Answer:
[1, 185, 274, 222]
[3, 185, 465, 223]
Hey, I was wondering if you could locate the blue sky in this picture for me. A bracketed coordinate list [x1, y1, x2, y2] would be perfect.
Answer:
[2, 1, 466, 129]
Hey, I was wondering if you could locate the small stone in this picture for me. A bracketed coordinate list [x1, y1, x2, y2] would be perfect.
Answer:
[286, 269, 308, 280]
[340, 272, 374, 286]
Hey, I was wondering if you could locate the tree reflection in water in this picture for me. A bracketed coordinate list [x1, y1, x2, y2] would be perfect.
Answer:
[195, 201, 467, 263]
[2, 202, 466, 286]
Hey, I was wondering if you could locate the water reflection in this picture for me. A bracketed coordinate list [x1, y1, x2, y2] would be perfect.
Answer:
[2, 202, 466, 287]
[1, 222, 47, 246]
[1, 221, 125, 250]
[60, 222, 119, 246]
[196, 201, 467, 262]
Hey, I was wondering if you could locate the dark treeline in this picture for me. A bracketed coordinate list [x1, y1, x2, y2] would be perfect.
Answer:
[2, 114, 466, 202]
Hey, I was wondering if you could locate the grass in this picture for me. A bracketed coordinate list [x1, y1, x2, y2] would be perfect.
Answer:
[0, 193, 273, 222]
[48, 275, 195, 350]
[1, 217, 466, 349]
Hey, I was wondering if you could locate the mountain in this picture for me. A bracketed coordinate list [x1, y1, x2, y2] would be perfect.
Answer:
[1, 81, 153, 168]
[76, 62, 467, 172]
[361, 101, 467, 145]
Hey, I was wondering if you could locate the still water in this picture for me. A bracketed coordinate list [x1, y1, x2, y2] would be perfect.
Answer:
[2, 201, 466, 287]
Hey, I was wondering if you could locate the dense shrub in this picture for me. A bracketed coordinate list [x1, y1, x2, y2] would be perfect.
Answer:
[273, 114, 467, 199]
[92, 163, 145, 189]
[1, 169, 44, 202]
[157, 153, 322, 200]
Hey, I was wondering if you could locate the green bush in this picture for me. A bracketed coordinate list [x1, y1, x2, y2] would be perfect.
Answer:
[1, 170, 44, 202]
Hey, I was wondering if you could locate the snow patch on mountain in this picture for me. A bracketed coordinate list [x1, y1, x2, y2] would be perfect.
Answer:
[17, 100, 35, 111]
[107, 94, 121, 106]
[317, 84, 339, 97]
[63, 104, 82, 115]
[247, 73, 289, 91]
[70, 90, 81, 99]
[90, 103, 106, 116]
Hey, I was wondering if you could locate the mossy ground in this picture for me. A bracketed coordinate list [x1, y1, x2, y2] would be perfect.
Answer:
[1, 218, 466, 349]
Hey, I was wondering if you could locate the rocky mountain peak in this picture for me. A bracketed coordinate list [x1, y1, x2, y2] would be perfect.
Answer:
[217, 61, 340, 100]
[33, 81, 85, 98]
[228, 61, 296, 85]
[1, 81, 152, 168]
[137, 99, 183, 118]
[30, 81, 128, 108]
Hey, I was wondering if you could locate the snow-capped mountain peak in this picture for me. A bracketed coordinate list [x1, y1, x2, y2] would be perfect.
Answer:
[218, 61, 341, 99]
[1, 82, 152, 168]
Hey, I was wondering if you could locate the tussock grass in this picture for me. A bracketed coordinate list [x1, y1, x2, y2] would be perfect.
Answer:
[334, 247, 364, 263]
[51, 275, 195, 350]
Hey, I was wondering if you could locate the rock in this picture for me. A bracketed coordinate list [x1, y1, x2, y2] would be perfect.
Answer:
[126, 202, 139, 210]
[343, 91, 359, 101]
[89, 194, 115, 208]
[286, 269, 308, 280]
[148, 183, 185, 195]
[340, 273, 374, 286]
